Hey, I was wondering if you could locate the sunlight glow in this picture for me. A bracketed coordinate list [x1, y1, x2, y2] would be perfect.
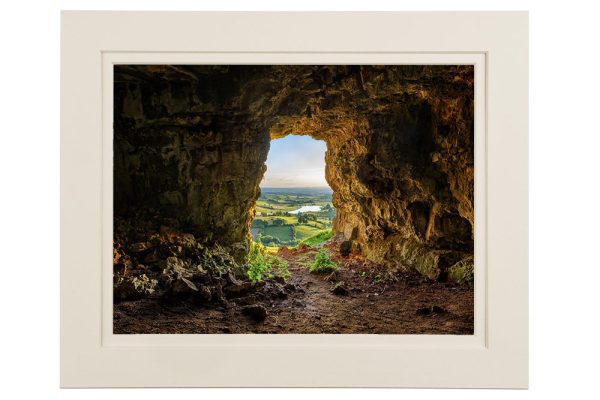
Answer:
[261, 135, 328, 188]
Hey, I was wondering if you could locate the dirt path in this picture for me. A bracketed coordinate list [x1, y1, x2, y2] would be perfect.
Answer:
[114, 242, 473, 334]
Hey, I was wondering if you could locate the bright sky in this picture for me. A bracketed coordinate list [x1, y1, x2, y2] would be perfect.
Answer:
[260, 135, 329, 188]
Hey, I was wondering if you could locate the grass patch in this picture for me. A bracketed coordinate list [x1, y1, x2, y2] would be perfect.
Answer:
[293, 224, 324, 240]
[302, 229, 333, 246]
[262, 226, 294, 241]
[246, 242, 291, 282]
[293, 252, 314, 267]
[263, 246, 280, 254]
[309, 249, 339, 274]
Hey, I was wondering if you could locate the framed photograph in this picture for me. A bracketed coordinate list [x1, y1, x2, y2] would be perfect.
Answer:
[61, 11, 528, 388]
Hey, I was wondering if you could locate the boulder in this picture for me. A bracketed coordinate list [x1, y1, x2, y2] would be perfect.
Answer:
[283, 283, 298, 292]
[330, 281, 349, 296]
[242, 304, 267, 321]
[113, 274, 158, 302]
[197, 285, 213, 303]
[263, 281, 288, 299]
[223, 280, 258, 298]
[165, 276, 198, 298]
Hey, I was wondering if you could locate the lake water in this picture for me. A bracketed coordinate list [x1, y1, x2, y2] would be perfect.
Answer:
[288, 205, 322, 214]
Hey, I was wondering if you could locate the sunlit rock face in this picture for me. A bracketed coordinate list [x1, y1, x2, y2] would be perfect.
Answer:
[114, 65, 474, 279]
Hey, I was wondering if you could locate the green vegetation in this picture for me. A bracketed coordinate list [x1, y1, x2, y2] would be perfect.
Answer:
[301, 229, 334, 246]
[113, 273, 158, 301]
[447, 256, 474, 284]
[309, 249, 339, 274]
[261, 226, 294, 243]
[251, 188, 336, 247]
[246, 242, 290, 282]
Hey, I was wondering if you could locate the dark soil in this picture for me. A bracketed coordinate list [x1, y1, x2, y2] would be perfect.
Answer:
[114, 242, 474, 334]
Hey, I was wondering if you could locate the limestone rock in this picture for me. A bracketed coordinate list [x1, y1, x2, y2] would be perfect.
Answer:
[165, 277, 198, 298]
[241, 304, 268, 321]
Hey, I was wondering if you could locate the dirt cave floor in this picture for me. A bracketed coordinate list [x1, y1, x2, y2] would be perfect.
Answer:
[114, 242, 474, 334]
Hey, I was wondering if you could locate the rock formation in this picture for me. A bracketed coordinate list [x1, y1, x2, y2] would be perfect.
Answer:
[114, 65, 474, 281]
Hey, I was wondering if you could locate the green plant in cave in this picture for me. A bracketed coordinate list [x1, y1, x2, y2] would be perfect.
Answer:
[447, 256, 474, 284]
[268, 254, 291, 282]
[113, 273, 158, 301]
[246, 241, 290, 282]
[309, 248, 338, 273]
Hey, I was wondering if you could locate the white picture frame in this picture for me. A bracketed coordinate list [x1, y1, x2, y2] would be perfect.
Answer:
[61, 11, 528, 388]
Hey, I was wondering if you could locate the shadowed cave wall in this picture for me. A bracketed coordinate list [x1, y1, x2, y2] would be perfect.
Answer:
[114, 65, 474, 280]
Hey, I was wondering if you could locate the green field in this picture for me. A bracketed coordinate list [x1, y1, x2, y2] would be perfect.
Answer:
[262, 226, 294, 241]
[251, 187, 336, 247]
[301, 230, 334, 246]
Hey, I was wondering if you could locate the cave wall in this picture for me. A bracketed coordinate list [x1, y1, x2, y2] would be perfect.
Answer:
[114, 66, 273, 254]
[114, 65, 474, 279]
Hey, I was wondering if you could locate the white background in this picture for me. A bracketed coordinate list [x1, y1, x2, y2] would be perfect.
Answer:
[1, 0, 598, 398]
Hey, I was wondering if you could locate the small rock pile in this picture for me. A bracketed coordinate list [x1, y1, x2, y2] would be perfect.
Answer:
[113, 216, 296, 313]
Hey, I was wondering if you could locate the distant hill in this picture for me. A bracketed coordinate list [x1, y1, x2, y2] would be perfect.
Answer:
[260, 187, 333, 196]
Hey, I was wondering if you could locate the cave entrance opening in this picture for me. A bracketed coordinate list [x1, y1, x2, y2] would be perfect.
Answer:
[250, 134, 336, 250]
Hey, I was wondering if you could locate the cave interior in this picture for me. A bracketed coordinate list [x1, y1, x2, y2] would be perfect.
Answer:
[113, 65, 474, 281]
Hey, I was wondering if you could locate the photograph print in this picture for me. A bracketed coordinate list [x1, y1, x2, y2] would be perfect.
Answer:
[112, 65, 475, 334]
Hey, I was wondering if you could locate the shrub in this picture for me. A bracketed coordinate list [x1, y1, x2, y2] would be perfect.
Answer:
[246, 242, 270, 281]
[260, 235, 282, 246]
[252, 218, 267, 227]
[309, 249, 338, 273]
[272, 218, 286, 226]
[246, 241, 291, 282]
